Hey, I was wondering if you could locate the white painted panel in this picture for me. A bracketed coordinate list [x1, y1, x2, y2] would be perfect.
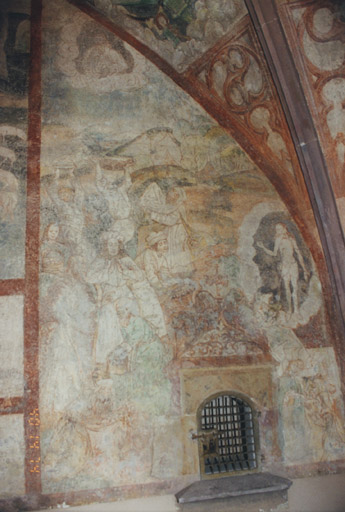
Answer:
[0, 414, 25, 496]
[0, 295, 24, 397]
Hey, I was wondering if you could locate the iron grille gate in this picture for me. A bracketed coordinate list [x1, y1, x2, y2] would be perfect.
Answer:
[198, 394, 257, 477]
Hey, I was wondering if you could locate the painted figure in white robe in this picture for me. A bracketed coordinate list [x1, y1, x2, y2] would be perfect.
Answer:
[140, 183, 193, 276]
[41, 223, 68, 275]
[40, 223, 94, 415]
[87, 230, 167, 368]
[137, 230, 169, 286]
[118, 244, 167, 339]
[258, 223, 307, 315]
[136, 230, 180, 290]
[87, 233, 130, 367]
[96, 163, 131, 219]
[96, 162, 135, 243]
[46, 180, 85, 251]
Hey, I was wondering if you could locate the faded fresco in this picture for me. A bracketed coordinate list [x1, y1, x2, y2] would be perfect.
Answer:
[84, 0, 248, 71]
[0, 1, 29, 279]
[39, 0, 345, 494]
[0, 1, 29, 500]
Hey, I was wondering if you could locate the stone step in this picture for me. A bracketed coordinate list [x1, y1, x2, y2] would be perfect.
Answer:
[175, 472, 292, 504]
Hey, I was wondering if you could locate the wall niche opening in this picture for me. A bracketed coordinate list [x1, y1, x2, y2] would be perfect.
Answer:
[196, 392, 260, 479]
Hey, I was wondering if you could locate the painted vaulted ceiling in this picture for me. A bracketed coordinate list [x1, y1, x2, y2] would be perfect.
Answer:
[69, 0, 318, 260]
[67, 0, 345, 340]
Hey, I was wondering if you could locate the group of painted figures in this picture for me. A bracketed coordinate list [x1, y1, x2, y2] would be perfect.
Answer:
[39, 159, 199, 417]
[38, 151, 345, 487]
[39, 154, 316, 414]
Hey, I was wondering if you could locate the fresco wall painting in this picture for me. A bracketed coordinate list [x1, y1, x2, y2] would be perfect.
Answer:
[0, 0, 345, 506]
[0, 0, 30, 505]
[83, 0, 248, 72]
[35, 0, 345, 497]
[0, 1, 29, 279]
[72, 0, 322, 276]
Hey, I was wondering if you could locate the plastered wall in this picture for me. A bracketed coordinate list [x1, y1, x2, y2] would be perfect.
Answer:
[0, 0, 345, 508]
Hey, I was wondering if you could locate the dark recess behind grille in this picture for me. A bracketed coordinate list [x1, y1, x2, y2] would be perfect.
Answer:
[200, 395, 257, 475]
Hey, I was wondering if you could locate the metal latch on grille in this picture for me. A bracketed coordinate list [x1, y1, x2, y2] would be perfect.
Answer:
[191, 429, 218, 440]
